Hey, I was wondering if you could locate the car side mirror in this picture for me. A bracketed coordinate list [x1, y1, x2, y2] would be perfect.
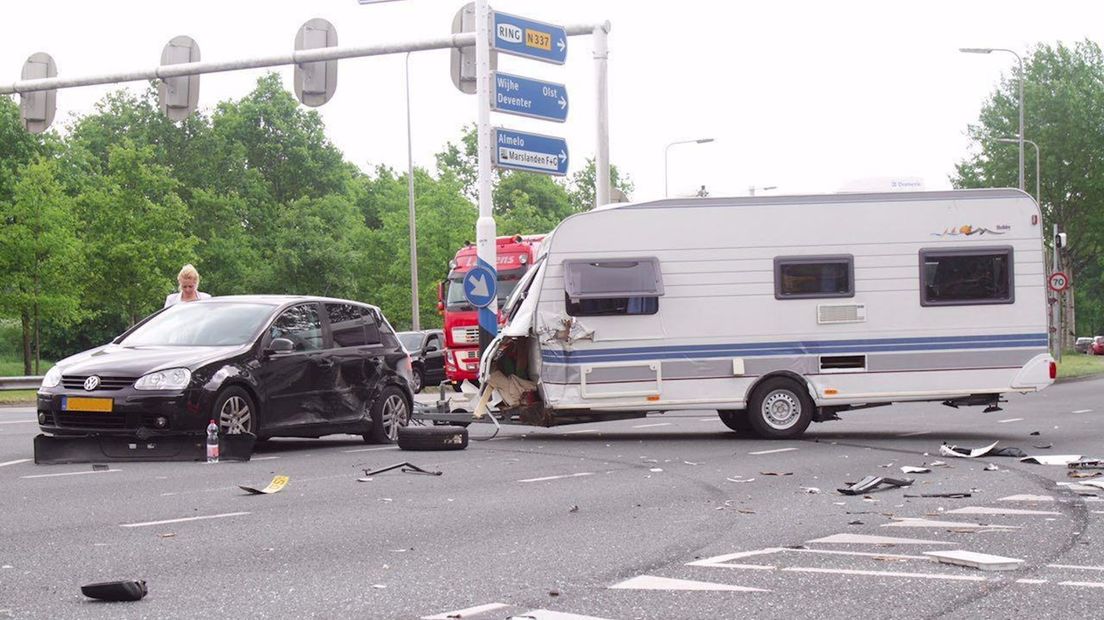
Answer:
[265, 338, 295, 355]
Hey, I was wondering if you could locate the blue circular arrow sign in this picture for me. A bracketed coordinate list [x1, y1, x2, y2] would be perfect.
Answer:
[462, 266, 497, 308]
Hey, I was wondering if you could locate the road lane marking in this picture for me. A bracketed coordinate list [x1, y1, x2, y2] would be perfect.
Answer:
[423, 603, 509, 619]
[0, 459, 31, 468]
[1073, 409, 1092, 414]
[882, 518, 1020, 530]
[343, 446, 400, 453]
[610, 575, 769, 592]
[1017, 579, 1048, 584]
[517, 472, 594, 483]
[947, 506, 1061, 516]
[251, 456, 280, 461]
[120, 511, 250, 528]
[0, 419, 35, 425]
[782, 567, 987, 582]
[1059, 581, 1104, 588]
[564, 429, 598, 434]
[790, 548, 929, 561]
[805, 533, 953, 546]
[897, 430, 930, 437]
[21, 469, 119, 479]
[1049, 564, 1104, 571]
[632, 422, 671, 429]
[997, 418, 1024, 424]
[699, 418, 717, 422]
[748, 447, 798, 455]
[999, 494, 1055, 502]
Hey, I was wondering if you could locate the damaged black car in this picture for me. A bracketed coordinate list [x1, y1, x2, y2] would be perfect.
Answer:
[36, 296, 414, 444]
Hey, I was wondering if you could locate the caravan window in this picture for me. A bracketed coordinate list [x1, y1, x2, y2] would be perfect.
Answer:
[920, 247, 1013, 306]
[563, 258, 663, 317]
[774, 255, 854, 299]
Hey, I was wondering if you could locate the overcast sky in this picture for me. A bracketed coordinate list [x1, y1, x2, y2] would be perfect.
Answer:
[3, 1, 1101, 201]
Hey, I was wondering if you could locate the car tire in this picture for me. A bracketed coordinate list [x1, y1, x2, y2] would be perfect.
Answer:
[213, 386, 257, 435]
[411, 365, 424, 394]
[746, 377, 814, 439]
[717, 409, 754, 435]
[397, 425, 469, 451]
[366, 386, 410, 444]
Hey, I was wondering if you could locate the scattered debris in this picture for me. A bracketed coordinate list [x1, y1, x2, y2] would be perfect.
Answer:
[872, 556, 909, 563]
[1069, 460, 1104, 470]
[1020, 455, 1084, 466]
[924, 549, 1024, 571]
[1032, 443, 1053, 450]
[879, 462, 895, 469]
[984, 463, 999, 472]
[649, 468, 664, 473]
[726, 476, 755, 483]
[1080, 480, 1104, 491]
[901, 466, 931, 474]
[92, 464, 109, 472]
[1068, 471, 1101, 479]
[1030, 431, 1041, 436]
[80, 580, 148, 602]
[359, 462, 442, 480]
[929, 461, 949, 468]
[159, 533, 176, 539]
[683, 461, 699, 466]
[991, 447, 1028, 458]
[549, 590, 560, 597]
[838, 476, 913, 495]
[848, 520, 864, 525]
[940, 441, 999, 459]
[760, 471, 793, 476]
[904, 492, 972, 498]
[239, 475, 289, 495]
[372, 584, 387, 589]
[569, 505, 579, 513]
[738, 509, 756, 514]
[802, 487, 821, 494]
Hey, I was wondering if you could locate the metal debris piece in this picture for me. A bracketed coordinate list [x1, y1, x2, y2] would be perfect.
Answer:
[239, 475, 289, 495]
[849, 520, 864, 525]
[91, 463, 109, 472]
[569, 505, 579, 513]
[1069, 460, 1104, 470]
[802, 487, 821, 494]
[838, 476, 914, 495]
[984, 463, 999, 471]
[904, 492, 972, 499]
[359, 462, 443, 479]
[760, 471, 793, 476]
[80, 580, 148, 602]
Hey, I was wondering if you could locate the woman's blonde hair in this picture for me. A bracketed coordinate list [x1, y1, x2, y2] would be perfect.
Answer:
[177, 264, 201, 288]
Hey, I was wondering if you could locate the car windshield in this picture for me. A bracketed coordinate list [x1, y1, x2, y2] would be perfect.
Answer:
[398, 332, 423, 351]
[120, 302, 275, 346]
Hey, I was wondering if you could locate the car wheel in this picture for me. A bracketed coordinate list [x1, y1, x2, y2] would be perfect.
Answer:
[397, 425, 469, 451]
[411, 365, 424, 393]
[366, 386, 410, 444]
[717, 409, 754, 434]
[746, 377, 814, 439]
[214, 386, 256, 435]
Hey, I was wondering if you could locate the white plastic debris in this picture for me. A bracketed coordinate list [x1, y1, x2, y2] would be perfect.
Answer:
[924, 549, 1024, 571]
[901, 466, 931, 474]
[940, 441, 999, 459]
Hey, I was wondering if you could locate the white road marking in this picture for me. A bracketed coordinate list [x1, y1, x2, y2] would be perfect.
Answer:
[0, 459, 31, 468]
[791, 548, 930, 561]
[999, 494, 1055, 502]
[997, 417, 1024, 424]
[632, 422, 671, 429]
[251, 456, 280, 461]
[504, 611, 613, 620]
[120, 511, 250, 528]
[1059, 581, 1104, 588]
[0, 419, 35, 425]
[782, 567, 987, 582]
[687, 548, 785, 567]
[422, 603, 509, 619]
[748, 447, 798, 455]
[610, 575, 768, 592]
[343, 446, 400, 453]
[805, 533, 954, 546]
[517, 472, 594, 483]
[897, 430, 930, 437]
[882, 518, 1020, 530]
[21, 469, 119, 479]
[947, 506, 1061, 516]
[699, 418, 717, 422]
[1073, 409, 1093, 414]
[1017, 579, 1048, 584]
[1094, 511, 1104, 515]
[564, 429, 598, 434]
[1048, 564, 1104, 571]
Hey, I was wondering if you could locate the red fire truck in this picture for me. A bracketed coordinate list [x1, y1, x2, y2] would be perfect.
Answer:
[439, 235, 544, 387]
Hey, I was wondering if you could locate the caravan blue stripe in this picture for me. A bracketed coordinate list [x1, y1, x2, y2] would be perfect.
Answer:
[541, 333, 1048, 364]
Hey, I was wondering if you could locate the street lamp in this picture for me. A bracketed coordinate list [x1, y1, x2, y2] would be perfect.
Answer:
[664, 138, 714, 198]
[748, 185, 777, 197]
[960, 47, 1024, 192]
[995, 137, 1039, 205]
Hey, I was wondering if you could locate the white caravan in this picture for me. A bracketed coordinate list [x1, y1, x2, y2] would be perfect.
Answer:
[475, 189, 1055, 439]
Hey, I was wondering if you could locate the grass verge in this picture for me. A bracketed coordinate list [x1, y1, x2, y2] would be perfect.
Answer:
[1056, 352, 1104, 380]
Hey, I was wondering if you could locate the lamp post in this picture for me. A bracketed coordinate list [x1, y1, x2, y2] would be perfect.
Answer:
[748, 185, 777, 197]
[995, 137, 1039, 204]
[404, 51, 419, 330]
[664, 138, 714, 197]
[961, 47, 1024, 192]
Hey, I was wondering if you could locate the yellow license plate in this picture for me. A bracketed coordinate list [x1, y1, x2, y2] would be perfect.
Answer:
[63, 397, 114, 412]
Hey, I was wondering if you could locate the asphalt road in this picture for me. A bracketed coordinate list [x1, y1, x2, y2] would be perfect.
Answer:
[1, 378, 1103, 619]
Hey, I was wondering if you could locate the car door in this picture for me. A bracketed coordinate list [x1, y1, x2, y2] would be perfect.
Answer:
[255, 303, 330, 430]
[324, 302, 376, 422]
[423, 332, 447, 386]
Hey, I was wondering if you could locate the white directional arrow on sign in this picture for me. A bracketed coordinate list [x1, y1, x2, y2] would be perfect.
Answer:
[470, 273, 490, 298]
[559, 150, 567, 162]
[557, 38, 566, 52]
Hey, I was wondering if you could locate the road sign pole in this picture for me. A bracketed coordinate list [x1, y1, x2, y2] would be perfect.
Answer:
[475, 0, 498, 356]
[594, 22, 610, 208]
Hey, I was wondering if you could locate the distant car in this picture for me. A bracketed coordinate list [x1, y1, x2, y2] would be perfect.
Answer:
[398, 329, 446, 393]
[1076, 337, 1094, 354]
[1093, 336, 1104, 356]
[37, 296, 414, 444]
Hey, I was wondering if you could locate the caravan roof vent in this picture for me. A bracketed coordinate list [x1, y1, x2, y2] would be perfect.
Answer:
[817, 303, 866, 325]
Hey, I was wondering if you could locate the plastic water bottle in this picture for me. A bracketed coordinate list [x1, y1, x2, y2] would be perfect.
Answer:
[206, 420, 220, 464]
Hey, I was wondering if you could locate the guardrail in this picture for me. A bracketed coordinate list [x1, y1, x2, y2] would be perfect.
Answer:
[0, 376, 42, 391]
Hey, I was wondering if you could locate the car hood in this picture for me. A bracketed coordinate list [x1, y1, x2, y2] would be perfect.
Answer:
[56, 344, 250, 377]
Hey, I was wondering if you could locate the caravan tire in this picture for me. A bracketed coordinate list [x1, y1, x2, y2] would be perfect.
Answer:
[717, 409, 754, 435]
[397, 425, 469, 451]
[747, 377, 814, 439]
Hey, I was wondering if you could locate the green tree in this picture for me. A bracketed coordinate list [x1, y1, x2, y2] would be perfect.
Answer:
[568, 157, 634, 211]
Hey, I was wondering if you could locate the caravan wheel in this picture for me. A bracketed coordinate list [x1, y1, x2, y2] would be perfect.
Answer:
[747, 378, 814, 439]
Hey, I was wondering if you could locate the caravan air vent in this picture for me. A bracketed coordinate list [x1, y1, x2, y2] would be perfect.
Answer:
[817, 303, 866, 324]
[820, 355, 866, 371]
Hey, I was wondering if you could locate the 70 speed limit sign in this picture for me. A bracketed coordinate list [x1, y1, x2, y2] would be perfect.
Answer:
[1048, 271, 1070, 292]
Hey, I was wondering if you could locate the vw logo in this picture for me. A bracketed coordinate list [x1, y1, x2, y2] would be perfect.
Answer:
[83, 376, 101, 391]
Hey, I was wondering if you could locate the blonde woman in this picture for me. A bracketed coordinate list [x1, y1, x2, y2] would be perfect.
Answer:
[164, 264, 212, 307]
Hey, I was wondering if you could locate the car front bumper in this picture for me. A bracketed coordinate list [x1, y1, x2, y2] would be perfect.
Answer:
[37, 388, 213, 436]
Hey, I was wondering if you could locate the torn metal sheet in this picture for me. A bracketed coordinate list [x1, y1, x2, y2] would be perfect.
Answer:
[537, 312, 595, 345]
[924, 549, 1024, 571]
[1069, 459, 1104, 470]
[1020, 454, 1084, 465]
[939, 441, 999, 459]
[900, 466, 931, 474]
[838, 476, 913, 495]
[904, 492, 972, 498]
[239, 475, 289, 495]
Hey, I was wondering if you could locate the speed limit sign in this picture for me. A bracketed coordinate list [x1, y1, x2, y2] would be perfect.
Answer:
[1048, 271, 1070, 292]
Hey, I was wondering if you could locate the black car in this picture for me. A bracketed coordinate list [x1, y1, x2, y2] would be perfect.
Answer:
[36, 296, 414, 443]
[397, 329, 446, 393]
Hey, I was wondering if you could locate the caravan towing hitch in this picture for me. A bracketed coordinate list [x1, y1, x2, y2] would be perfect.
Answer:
[941, 394, 1005, 413]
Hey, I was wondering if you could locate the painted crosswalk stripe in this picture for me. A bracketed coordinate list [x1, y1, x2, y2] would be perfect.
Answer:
[749, 447, 798, 456]
[22, 469, 119, 479]
[782, 567, 987, 582]
[997, 417, 1024, 424]
[517, 472, 594, 483]
[0, 459, 31, 468]
[610, 575, 768, 592]
[422, 603, 509, 619]
[120, 511, 250, 528]
[632, 422, 671, 429]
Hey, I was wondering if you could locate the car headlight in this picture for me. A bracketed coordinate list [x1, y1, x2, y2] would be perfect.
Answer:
[41, 366, 62, 389]
[134, 368, 192, 390]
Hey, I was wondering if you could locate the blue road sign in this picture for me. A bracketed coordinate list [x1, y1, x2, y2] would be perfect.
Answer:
[491, 72, 568, 123]
[493, 128, 569, 176]
[463, 265, 497, 308]
[491, 11, 567, 65]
